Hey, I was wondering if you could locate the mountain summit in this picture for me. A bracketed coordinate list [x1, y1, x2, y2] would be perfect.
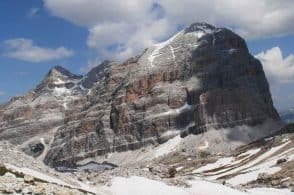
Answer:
[0, 22, 281, 166]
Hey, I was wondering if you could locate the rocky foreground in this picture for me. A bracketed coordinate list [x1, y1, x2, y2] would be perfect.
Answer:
[0, 124, 293, 194]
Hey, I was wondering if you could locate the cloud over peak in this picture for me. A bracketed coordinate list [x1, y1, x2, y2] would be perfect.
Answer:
[43, 0, 294, 62]
[3, 38, 74, 63]
[256, 47, 294, 84]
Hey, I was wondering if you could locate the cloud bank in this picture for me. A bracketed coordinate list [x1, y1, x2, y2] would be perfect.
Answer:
[3, 38, 74, 63]
[43, 0, 294, 61]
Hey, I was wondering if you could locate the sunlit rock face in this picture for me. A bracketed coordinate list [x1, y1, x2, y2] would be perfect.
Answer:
[0, 22, 280, 166]
[44, 23, 279, 166]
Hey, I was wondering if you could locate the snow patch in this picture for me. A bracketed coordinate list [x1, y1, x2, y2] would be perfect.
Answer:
[176, 166, 184, 171]
[109, 176, 189, 195]
[193, 157, 235, 173]
[153, 103, 193, 118]
[238, 148, 261, 157]
[53, 78, 66, 85]
[40, 138, 45, 145]
[190, 31, 206, 39]
[154, 135, 182, 158]
[198, 140, 209, 150]
[54, 87, 70, 96]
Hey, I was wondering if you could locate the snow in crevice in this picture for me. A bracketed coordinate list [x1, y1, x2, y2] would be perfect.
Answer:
[168, 45, 176, 62]
[226, 145, 294, 185]
[193, 147, 261, 174]
[193, 157, 235, 173]
[190, 31, 206, 39]
[153, 103, 193, 118]
[193, 140, 292, 186]
[53, 78, 66, 85]
[228, 48, 237, 54]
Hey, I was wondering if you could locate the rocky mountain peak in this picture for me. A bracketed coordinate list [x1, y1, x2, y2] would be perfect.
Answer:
[46, 65, 82, 81]
[184, 22, 216, 33]
[81, 60, 112, 89]
[34, 66, 83, 95]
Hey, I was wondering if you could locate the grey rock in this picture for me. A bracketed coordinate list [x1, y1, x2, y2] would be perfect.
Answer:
[277, 158, 287, 164]
[24, 175, 34, 184]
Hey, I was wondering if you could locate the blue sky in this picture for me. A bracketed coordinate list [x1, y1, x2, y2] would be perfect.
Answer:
[0, 0, 293, 111]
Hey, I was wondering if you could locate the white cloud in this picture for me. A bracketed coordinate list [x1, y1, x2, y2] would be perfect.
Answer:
[256, 47, 294, 84]
[43, 0, 294, 61]
[0, 91, 5, 96]
[3, 38, 74, 63]
[27, 7, 40, 18]
[44, 0, 170, 61]
[43, 0, 154, 27]
[288, 94, 294, 101]
[86, 19, 171, 61]
[158, 0, 294, 39]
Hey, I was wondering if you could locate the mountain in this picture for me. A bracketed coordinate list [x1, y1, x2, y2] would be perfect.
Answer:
[280, 108, 294, 123]
[0, 22, 292, 195]
[0, 22, 280, 167]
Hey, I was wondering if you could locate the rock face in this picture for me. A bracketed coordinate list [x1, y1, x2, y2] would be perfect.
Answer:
[0, 23, 280, 166]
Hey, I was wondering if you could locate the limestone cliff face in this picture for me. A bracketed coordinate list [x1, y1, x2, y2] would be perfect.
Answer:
[0, 23, 280, 166]
[44, 23, 279, 166]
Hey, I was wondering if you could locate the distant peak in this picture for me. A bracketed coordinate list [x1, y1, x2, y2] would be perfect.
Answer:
[51, 65, 68, 72]
[184, 22, 216, 33]
[47, 65, 82, 80]
[81, 60, 113, 89]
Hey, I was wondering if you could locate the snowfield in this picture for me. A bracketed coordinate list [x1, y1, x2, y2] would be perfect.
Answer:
[107, 176, 293, 195]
